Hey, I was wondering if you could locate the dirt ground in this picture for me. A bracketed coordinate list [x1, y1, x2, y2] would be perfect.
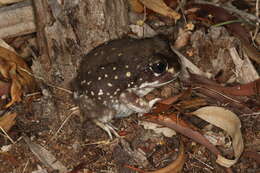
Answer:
[0, 0, 260, 173]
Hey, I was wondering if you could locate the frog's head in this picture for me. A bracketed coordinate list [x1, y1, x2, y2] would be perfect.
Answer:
[129, 51, 181, 96]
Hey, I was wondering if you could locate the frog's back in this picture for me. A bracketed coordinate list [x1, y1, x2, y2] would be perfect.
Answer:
[79, 36, 171, 70]
[72, 36, 178, 104]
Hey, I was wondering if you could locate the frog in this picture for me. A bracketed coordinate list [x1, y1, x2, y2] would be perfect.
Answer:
[72, 36, 181, 138]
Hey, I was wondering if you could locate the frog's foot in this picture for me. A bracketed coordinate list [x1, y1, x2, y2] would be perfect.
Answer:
[93, 119, 120, 139]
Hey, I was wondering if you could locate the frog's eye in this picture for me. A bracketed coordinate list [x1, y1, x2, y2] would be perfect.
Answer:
[150, 60, 168, 75]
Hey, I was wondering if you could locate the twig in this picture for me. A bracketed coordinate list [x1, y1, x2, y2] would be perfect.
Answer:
[252, 0, 259, 42]
[50, 108, 78, 140]
[22, 159, 29, 173]
[177, 0, 187, 24]
[194, 86, 241, 104]
[241, 112, 260, 116]
[0, 126, 15, 144]
[188, 152, 214, 170]
[19, 66, 73, 94]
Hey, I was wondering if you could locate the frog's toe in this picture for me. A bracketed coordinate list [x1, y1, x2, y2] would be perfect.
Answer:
[93, 120, 120, 139]
[148, 98, 161, 108]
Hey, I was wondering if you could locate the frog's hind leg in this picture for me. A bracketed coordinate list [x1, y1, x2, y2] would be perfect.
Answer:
[93, 119, 120, 139]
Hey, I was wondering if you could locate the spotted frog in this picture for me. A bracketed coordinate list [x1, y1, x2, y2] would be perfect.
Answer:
[72, 36, 181, 138]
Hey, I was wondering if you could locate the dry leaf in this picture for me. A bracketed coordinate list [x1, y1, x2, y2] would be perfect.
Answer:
[140, 121, 176, 137]
[0, 112, 16, 132]
[0, 0, 24, 6]
[0, 44, 37, 107]
[146, 115, 221, 156]
[128, 0, 144, 13]
[23, 136, 68, 172]
[192, 106, 244, 167]
[139, 0, 180, 20]
[229, 47, 259, 84]
[159, 88, 191, 105]
[129, 24, 157, 38]
[170, 46, 212, 79]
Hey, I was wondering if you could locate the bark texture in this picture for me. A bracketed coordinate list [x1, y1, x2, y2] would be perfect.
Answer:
[32, 0, 129, 87]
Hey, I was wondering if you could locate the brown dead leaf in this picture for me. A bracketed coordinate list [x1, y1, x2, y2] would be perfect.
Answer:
[146, 114, 221, 156]
[0, 46, 36, 89]
[212, 78, 260, 97]
[175, 98, 207, 110]
[192, 106, 244, 167]
[189, 73, 256, 113]
[128, 0, 144, 13]
[139, 0, 180, 20]
[0, 46, 37, 107]
[159, 88, 192, 105]
[0, 112, 17, 132]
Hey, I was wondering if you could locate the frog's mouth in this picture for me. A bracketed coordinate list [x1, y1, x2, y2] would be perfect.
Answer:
[139, 71, 180, 89]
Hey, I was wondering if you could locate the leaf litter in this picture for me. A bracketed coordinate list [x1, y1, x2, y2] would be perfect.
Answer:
[0, 0, 260, 173]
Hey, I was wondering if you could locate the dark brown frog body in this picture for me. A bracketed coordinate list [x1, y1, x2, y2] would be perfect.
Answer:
[72, 36, 181, 138]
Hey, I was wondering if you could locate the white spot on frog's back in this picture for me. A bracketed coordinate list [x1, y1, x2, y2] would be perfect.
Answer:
[125, 65, 129, 69]
[113, 67, 117, 70]
[80, 80, 86, 85]
[126, 72, 131, 77]
[107, 83, 113, 87]
[87, 81, 92, 85]
[91, 91, 95, 96]
[104, 74, 108, 78]
[114, 75, 118, 80]
[98, 89, 104, 95]
[98, 77, 102, 80]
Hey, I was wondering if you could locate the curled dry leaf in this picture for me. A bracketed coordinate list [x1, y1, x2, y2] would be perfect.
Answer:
[0, 112, 16, 132]
[139, 0, 181, 20]
[148, 141, 185, 173]
[0, 46, 36, 108]
[192, 106, 244, 167]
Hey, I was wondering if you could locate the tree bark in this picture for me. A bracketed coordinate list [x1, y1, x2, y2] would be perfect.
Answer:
[32, 0, 129, 88]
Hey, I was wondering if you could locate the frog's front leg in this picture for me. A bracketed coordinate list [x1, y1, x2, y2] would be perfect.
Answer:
[119, 89, 161, 113]
[75, 94, 119, 139]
